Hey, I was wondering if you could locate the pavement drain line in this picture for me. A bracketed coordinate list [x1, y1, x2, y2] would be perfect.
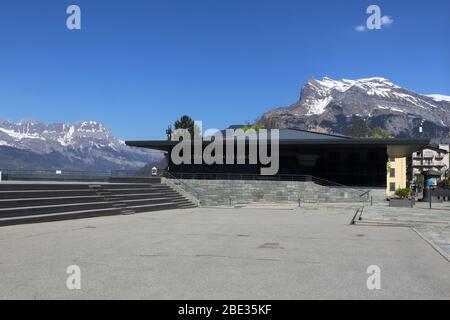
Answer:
[411, 228, 450, 263]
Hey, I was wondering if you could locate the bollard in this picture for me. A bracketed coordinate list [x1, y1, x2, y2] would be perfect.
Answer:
[0, 170, 2, 182]
[429, 188, 432, 210]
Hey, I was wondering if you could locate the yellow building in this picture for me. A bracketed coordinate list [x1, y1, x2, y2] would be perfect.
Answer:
[386, 157, 407, 197]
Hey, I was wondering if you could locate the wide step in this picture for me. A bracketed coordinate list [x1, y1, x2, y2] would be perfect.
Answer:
[0, 182, 197, 226]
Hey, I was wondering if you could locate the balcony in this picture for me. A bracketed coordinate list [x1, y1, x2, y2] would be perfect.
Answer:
[414, 164, 445, 168]
[422, 151, 437, 159]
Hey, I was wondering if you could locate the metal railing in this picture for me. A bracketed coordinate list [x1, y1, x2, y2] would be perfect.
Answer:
[0, 168, 155, 182]
[432, 187, 450, 200]
[162, 171, 201, 206]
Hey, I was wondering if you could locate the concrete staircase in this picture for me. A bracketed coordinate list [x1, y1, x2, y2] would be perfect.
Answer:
[0, 180, 196, 226]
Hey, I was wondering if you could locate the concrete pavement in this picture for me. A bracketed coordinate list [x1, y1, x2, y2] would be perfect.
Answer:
[358, 202, 450, 260]
[0, 206, 449, 300]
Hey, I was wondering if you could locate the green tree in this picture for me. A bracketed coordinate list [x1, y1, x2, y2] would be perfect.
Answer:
[242, 122, 266, 132]
[172, 115, 201, 139]
[174, 115, 195, 133]
[439, 170, 450, 189]
[350, 119, 369, 138]
[371, 127, 391, 139]
[256, 116, 280, 130]
[416, 174, 425, 190]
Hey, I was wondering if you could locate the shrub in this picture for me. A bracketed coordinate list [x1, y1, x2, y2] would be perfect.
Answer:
[440, 180, 450, 188]
[395, 188, 411, 199]
[416, 175, 425, 190]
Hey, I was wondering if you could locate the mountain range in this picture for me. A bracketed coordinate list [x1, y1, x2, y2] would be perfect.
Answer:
[0, 119, 162, 171]
[2, 77, 450, 171]
[259, 77, 450, 142]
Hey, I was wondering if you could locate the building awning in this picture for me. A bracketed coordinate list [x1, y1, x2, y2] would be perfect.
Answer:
[126, 138, 429, 158]
[422, 169, 442, 177]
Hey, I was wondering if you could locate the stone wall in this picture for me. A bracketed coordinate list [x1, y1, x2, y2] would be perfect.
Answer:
[168, 179, 373, 207]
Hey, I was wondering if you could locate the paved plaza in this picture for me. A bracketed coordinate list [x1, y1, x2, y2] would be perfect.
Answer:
[358, 202, 450, 260]
[0, 205, 449, 300]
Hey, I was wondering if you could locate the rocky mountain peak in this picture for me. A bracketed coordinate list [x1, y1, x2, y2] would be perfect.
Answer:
[260, 77, 450, 142]
[0, 119, 162, 171]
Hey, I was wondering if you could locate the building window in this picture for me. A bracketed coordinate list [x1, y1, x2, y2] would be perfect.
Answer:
[390, 183, 396, 192]
[390, 168, 396, 178]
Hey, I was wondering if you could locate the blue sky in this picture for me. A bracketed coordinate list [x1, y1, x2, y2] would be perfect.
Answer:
[0, 0, 449, 140]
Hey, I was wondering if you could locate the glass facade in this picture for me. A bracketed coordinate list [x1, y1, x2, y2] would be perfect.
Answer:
[168, 144, 388, 187]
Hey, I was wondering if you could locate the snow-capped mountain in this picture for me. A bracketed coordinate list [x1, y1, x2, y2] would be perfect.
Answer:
[260, 77, 450, 141]
[427, 94, 450, 103]
[0, 119, 162, 171]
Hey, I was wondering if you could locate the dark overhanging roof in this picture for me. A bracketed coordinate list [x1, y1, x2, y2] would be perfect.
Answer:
[126, 138, 430, 158]
[126, 126, 429, 158]
[127, 128, 351, 149]
[278, 128, 351, 140]
[218, 128, 351, 140]
[387, 141, 429, 158]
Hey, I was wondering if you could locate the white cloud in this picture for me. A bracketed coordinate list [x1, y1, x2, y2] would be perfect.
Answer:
[381, 15, 394, 27]
[355, 25, 367, 32]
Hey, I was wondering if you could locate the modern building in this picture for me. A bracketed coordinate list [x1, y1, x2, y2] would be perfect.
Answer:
[127, 128, 429, 190]
[407, 144, 449, 186]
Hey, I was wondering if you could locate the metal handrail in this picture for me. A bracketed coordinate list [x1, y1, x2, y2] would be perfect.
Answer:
[162, 171, 202, 201]
[358, 190, 371, 198]
[309, 176, 368, 194]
